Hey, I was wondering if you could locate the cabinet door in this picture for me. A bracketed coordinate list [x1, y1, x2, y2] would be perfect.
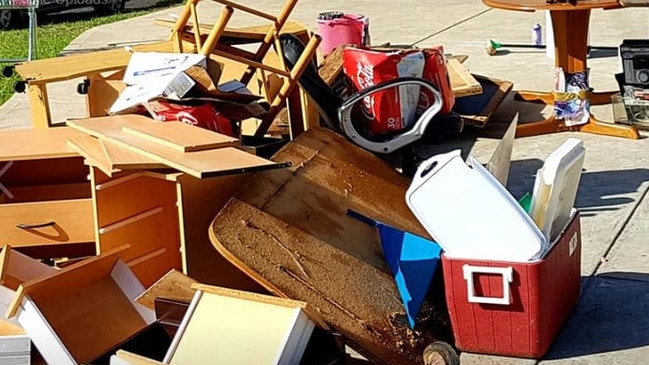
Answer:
[92, 168, 182, 287]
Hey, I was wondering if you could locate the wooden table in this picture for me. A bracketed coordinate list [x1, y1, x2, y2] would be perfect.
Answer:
[483, 0, 640, 139]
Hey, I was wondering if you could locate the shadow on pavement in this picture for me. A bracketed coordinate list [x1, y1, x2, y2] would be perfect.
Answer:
[544, 274, 649, 359]
[506, 161, 649, 216]
[576, 168, 649, 217]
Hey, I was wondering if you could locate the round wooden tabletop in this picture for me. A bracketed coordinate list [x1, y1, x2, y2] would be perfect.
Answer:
[482, 0, 621, 12]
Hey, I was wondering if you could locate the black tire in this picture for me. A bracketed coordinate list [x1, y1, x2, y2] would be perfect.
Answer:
[93, 0, 125, 15]
[422, 341, 460, 365]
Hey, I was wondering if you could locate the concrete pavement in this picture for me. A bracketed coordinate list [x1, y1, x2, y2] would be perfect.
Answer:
[2, 0, 649, 363]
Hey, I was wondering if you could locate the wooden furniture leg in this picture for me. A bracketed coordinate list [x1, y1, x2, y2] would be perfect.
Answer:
[515, 9, 639, 139]
[27, 83, 51, 129]
[517, 114, 640, 139]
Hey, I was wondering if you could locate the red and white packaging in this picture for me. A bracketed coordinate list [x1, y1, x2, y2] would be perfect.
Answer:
[343, 48, 425, 136]
[421, 46, 455, 115]
[144, 99, 238, 138]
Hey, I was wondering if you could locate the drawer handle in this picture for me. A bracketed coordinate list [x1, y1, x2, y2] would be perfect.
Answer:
[16, 221, 56, 229]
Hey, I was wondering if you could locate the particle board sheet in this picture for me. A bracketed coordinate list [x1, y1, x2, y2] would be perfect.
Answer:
[209, 128, 447, 365]
[67, 115, 284, 178]
[121, 121, 239, 152]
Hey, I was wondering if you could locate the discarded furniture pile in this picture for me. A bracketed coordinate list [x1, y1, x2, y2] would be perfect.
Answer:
[0, 0, 590, 364]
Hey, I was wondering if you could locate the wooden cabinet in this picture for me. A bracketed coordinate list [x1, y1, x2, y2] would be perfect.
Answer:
[91, 167, 262, 290]
[0, 128, 95, 259]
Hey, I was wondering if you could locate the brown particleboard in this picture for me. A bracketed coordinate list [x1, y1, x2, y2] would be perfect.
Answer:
[67, 115, 281, 178]
[209, 128, 447, 365]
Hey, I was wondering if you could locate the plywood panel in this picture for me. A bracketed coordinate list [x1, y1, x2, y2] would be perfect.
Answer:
[68, 116, 282, 178]
[121, 121, 239, 152]
[208, 128, 447, 365]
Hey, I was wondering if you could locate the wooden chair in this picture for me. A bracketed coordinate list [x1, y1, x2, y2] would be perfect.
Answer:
[167, 0, 321, 138]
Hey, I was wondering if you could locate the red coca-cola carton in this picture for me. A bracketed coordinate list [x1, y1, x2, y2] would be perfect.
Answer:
[421, 46, 455, 115]
[144, 99, 239, 138]
[343, 48, 426, 136]
[342, 46, 455, 136]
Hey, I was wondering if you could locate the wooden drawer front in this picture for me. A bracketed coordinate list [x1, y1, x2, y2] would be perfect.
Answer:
[0, 199, 94, 247]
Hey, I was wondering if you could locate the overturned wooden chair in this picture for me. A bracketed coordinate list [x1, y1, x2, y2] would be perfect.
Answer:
[166, 0, 321, 138]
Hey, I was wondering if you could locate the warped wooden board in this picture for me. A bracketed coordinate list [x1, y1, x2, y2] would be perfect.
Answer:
[67, 135, 166, 176]
[209, 128, 449, 365]
[66, 135, 119, 176]
[67, 115, 284, 178]
[121, 121, 239, 152]
[447, 58, 483, 98]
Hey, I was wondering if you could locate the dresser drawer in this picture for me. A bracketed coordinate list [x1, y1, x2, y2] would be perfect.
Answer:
[0, 199, 94, 249]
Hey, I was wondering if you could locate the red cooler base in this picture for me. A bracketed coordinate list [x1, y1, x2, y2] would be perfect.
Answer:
[442, 211, 581, 358]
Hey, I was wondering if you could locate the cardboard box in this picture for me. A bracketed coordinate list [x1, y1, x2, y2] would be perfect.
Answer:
[442, 211, 581, 358]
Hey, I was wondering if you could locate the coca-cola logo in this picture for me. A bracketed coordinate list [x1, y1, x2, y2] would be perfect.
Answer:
[177, 111, 199, 126]
[356, 62, 375, 121]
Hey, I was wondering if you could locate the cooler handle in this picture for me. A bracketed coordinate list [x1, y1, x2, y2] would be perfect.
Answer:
[462, 265, 513, 305]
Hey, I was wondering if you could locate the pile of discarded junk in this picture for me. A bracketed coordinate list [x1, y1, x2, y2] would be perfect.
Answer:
[0, 0, 587, 364]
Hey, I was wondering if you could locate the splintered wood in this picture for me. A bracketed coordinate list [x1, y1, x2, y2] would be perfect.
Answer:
[209, 128, 445, 365]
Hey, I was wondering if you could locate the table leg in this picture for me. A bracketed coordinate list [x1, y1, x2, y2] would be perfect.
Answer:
[513, 90, 555, 104]
[514, 9, 638, 140]
[516, 114, 640, 139]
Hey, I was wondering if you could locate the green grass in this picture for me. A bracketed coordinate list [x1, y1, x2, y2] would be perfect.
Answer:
[0, 10, 154, 106]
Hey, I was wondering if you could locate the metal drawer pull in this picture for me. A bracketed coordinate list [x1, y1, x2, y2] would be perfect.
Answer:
[16, 221, 56, 229]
